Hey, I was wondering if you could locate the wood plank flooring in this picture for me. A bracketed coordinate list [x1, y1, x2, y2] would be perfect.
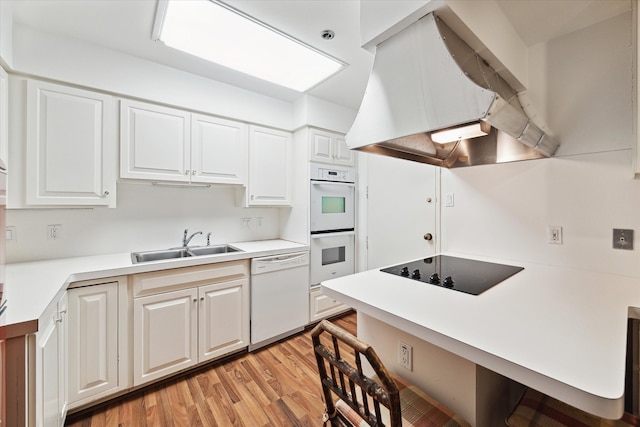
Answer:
[65, 312, 356, 427]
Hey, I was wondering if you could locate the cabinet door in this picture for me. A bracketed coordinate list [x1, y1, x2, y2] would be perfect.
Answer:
[191, 114, 247, 185]
[120, 100, 191, 182]
[333, 134, 355, 167]
[67, 283, 118, 407]
[36, 293, 67, 427]
[133, 288, 198, 386]
[26, 80, 115, 206]
[248, 125, 291, 206]
[309, 287, 348, 322]
[198, 278, 249, 362]
[57, 293, 68, 423]
[309, 129, 333, 163]
[37, 314, 59, 427]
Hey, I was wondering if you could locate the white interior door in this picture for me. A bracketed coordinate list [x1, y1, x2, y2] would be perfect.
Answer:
[366, 154, 438, 269]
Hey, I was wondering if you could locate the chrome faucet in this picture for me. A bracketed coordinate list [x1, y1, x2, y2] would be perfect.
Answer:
[182, 229, 203, 247]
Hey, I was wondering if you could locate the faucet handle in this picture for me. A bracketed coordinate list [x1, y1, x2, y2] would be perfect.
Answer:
[206, 232, 212, 246]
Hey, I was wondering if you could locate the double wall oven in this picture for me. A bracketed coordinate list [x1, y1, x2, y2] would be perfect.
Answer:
[310, 163, 355, 288]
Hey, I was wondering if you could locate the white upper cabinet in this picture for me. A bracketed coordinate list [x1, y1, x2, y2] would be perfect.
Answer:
[246, 125, 292, 206]
[309, 128, 355, 167]
[191, 114, 247, 185]
[26, 80, 116, 207]
[120, 100, 247, 185]
[120, 100, 191, 182]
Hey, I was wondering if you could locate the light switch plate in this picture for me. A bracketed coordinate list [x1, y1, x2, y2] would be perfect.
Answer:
[6, 226, 16, 242]
[613, 229, 633, 250]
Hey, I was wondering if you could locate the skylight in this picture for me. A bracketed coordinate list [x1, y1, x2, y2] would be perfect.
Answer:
[152, 0, 346, 92]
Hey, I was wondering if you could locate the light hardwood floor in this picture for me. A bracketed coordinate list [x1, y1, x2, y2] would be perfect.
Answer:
[65, 312, 356, 427]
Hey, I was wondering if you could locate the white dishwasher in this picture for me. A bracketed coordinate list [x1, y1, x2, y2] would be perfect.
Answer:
[250, 251, 309, 350]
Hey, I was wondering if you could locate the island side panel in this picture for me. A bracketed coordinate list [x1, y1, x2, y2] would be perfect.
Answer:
[358, 312, 477, 424]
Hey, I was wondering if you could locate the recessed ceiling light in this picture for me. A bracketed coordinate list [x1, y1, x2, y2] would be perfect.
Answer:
[321, 30, 335, 40]
[152, 0, 346, 92]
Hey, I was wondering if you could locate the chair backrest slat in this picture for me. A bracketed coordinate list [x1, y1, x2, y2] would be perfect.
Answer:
[311, 320, 402, 427]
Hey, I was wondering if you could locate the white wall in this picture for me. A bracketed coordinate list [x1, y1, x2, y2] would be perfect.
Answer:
[11, 24, 293, 131]
[6, 182, 280, 263]
[441, 12, 640, 277]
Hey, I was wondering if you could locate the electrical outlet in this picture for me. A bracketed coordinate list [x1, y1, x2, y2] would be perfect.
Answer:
[241, 218, 251, 230]
[398, 342, 412, 371]
[47, 224, 62, 240]
[547, 225, 563, 245]
[613, 229, 634, 250]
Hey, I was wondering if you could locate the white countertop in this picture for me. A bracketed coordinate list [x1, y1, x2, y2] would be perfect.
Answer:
[2, 239, 308, 337]
[321, 252, 640, 419]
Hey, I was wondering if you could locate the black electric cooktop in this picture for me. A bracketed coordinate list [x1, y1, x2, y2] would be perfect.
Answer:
[380, 255, 523, 296]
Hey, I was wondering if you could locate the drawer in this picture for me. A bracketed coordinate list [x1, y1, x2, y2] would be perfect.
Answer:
[309, 286, 349, 322]
[132, 260, 249, 297]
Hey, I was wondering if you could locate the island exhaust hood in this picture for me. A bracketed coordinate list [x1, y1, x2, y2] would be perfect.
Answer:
[346, 12, 559, 168]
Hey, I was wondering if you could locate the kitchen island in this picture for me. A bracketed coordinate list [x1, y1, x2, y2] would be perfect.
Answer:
[321, 252, 640, 425]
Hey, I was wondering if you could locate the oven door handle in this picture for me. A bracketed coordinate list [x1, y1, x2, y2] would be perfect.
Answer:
[311, 181, 355, 187]
[311, 231, 355, 239]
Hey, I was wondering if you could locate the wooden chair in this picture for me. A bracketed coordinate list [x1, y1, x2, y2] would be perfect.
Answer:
[506, 388, 640, 427]
[311, 319, 470, 427]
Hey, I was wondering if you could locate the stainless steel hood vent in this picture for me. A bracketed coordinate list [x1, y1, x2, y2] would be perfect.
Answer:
[346, 12, 559, 168]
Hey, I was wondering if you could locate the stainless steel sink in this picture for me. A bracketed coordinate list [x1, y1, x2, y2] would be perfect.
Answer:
[131, 248, 192, 263]
[131, 245, 243, 263]
[189, 245, 242, 256]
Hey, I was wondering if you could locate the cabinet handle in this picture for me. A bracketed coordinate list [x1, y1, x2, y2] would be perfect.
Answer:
[102, 191, 110, 197]
[185, 170, 190, 176]
[200, 297, 204, 301]
[192, 170, 196, 175]
[193, 298, 197, 303]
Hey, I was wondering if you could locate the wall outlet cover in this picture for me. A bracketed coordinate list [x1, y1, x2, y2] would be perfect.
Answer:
[398, 341, 413, 371]
[547, 225, 563, 245]
[613, 229, 634, 250]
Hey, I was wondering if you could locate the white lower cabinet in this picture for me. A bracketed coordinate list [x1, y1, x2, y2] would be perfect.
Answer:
[199, 279, 248, 361]
[67, 280, 125, 409]
[309, 287, 349, 323]
[132, 261, 249, 387]
[35, 292, 67, 427]
[133, 287, 198, 385]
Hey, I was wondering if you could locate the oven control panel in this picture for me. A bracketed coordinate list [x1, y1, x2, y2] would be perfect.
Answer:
[310, 163, 355, 183]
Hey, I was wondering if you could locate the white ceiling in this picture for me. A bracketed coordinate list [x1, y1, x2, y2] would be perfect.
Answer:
[8, 0, 632, 110]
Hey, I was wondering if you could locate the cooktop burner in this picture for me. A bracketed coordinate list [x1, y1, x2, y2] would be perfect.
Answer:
[380, 255, 523, 295]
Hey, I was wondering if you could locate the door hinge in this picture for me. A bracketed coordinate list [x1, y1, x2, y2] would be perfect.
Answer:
[366, 236, 368, 250]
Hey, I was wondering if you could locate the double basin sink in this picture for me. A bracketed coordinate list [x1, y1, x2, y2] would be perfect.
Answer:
[131, 244, 242, 264]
